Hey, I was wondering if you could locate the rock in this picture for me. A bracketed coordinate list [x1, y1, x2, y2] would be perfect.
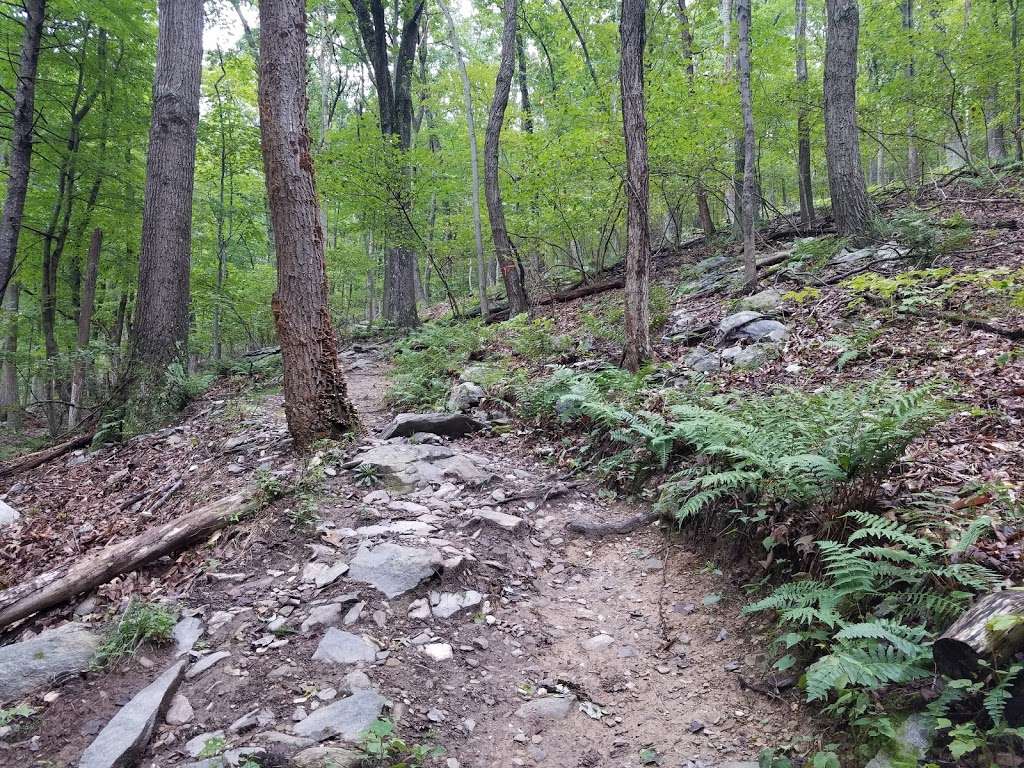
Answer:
[581, 634, 615, 652]
[184, 747, 264, 768]
[301, 603, 345, 633]
[736, 318, 788, 342]
[693, 255, 732, 274]
[423, 643, 453, 661]
[430, 590, 483, 619]
[343, 602, 364, 625]
[0, 499, 19, 528]
[447, 382, 485, 413]
[74, 596, 98, 617]
[684, 346, 721, 373]
[303, 560, 349, 588]
[717, 311, 762, 339]
[292, 690, 386, 742]
[351, 443, 492, 491]
[78, 659, 187, 768]
[738, 288, 783, 313]
[865, 714, 933, 768]
[721, 344, 770, 369]
[165, 694, 194, 725]
[347, 542, 442, 598]
[312, 629, 378, 664]
[343, 670, 373, 693]
[381, 412, 486, 440]
[185, 729, 225, 758]
[0, 622, 100, 701]
[661, 309, 702, 341]
[515, 696, 576, 730]
[293, 746, 364, 767]
[185, 651, 231, 680]
[408, 598, 431, 620]
[471, 508, 524, 532]
[229, 708, 262, 733]
[172, 616, 203, 657]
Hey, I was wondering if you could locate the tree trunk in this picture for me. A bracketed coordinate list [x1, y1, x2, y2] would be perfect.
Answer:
[987, 86, 1007, 164]
[516, 32, 534, 133]
[558, 0, 599, 88]
[677, 0, 716, 237]
[1014, 0, 1023, 162]
[258, 0, 357, 450]
[0, 0, 45, 304]
[737, 0, 758, 290]
[68, 229, 101, 427]
[0, 284, 20, 430]
[795, 0, 815, 224]
[485, 0, 530, 317]
[824, 0, 874, 238]
[902, 0, 922, 186]
[933, 590, 1024, 680]
[620, 0, 651, 372]
[438, 0, 489, 321]
[132, 0, 204, 373]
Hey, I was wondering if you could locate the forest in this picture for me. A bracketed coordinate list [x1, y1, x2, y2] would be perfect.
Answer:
[0, 0, 1022, 765]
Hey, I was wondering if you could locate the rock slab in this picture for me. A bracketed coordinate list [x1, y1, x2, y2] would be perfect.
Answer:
[292, 689, 386, 742]
[312, 628, 378, 664]
[347, 542, 442, 598]
[0, 622, 100, 702]
[78, 658, 187, 768]
[352, 443, 491, 490]
[380, 413, 486, 440]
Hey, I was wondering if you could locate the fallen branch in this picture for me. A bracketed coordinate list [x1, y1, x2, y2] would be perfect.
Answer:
[0, 430, 96, 479]
[566, 509, 662, 536]
[0, 487, 260, 631]
[908, 309, 1024, 341]
[494, 480, 584, 506]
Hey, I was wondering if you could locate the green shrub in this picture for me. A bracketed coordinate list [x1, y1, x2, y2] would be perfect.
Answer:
[387, 321, 486, 409]
[92, 600, 177, 669]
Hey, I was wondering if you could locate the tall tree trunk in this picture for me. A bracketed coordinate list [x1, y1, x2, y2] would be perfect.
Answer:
[68, 229, 101, 426]
[258, 0, 356, 449]
[0, 0, 45, 303]
[516, 32, 534, 132]
[438, 0, 489, 321]
[795, 0, 815, 223]
[987, 86, 1007, 163]
[737, 0, 758, 290]
[902, 0, 922, 186]
[485, 0, 530, 317]
[620, 0, 651, 372]
[213, 52, 230, 363]
[133, 0, 204, 374]
[824, 0, 874, 237]
[677, 0, 716, 237]
[0, 284, 20, 429]
[558, 0, 599, 87]
[721, 0, 738, 228]
[1013, 0, 1023, 161]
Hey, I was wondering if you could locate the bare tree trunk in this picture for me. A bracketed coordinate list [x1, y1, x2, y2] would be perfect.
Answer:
[902, 0, 922, 186]
[0, 0, 45, 303]
[795, 0, 815, 223]
[438, 0, 489, 321]
[109, 285, 128, 386]
[736, 0, 758, 290]
[212, 52, 230, 363]
[558, 0, 599, 88]
[620, 0, 651, 372]
[824, 0, 874, 238]
[485, 0, 530, 317]
[68, 229, 101, 426]
[516, 32, 534, 133]
[1014, 0, 1023, 162]
[721, 0, 738, 229]
[0, 284, 20, 430]
[677, 0, 716, 237]
[259, 0, 356, 449]
[133, 0, 204, 373]
[987, 86, 1007, 163]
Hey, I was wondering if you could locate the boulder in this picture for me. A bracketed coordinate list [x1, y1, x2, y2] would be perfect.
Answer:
[292, 690, 386, 742]
[78, 659, 187, 768]
[447, 382, 485, 413]
[0, 622, 100, 702]
[717, 311, 763, 339]
[684, 347, 720, 373]
[721, 344, 770, 369]
[312, 629, 378, 665]
[294, 746, 364, 768]
[738, 288, 783, 314]
[0, 500, 19, 528]
[351, 443, 492, 491]
[380, 413, 486, 440]
[736, 319, 788, 342]
[347, 542, 442, 598]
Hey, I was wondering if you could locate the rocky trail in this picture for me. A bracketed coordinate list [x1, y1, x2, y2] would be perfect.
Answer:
[0, 348, 808, 768]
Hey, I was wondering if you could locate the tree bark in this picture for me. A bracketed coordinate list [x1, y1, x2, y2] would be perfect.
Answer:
[677, 0, 716, 237]
[258, 0, 357, 450]
[485, 0, 530, 317]
[516, 32, 534, 133]
[0, 284, 20, 429]
[0, 0, 45, 304]
[933, 590, 1024, 680]
[824, 0, 874, 238]
[620, 0, 651, 372]
[902, 0, 922, 186]
[68, 229, 101, 426]
[737, 0, 758, 290]
[558, 0, 599, 87]
[795, 0, 815, 224]
[132, 0, 204, 372]
[438, 0, 489, 321]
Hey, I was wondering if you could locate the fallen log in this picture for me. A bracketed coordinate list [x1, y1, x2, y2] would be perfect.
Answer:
[0, 486, 259, 632]
[0, 430, 96, 479]
[932, 589, 1024, 680]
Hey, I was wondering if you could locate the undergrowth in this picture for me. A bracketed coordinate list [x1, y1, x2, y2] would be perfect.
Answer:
[92, 599, 177, 669]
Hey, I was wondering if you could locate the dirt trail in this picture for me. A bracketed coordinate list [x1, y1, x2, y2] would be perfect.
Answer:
[0, 348, 807, 768]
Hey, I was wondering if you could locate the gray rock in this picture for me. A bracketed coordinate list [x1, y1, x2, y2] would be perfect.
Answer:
[185, 650, 231, 680]
[717, 311, 763, 339]
[172, 616, 203, 657]
[736, 319, 788, 342]
[313, 628, 378, 664]
[0, 499, 19, 528]
[343, 670, 373, 693]
[722, 344, 770, 369]
[430, 590, 483, 619]
[351, 443, 491, 491]
[78, 659, 187, 768]
[185, 729, 225, 758]
[472, 508, 524, 532]
[447, 382, 485, 413]
[0, 622, 100, 701]
[292, 690, 386, 742]
[865, 714, 933, 768]
[684, 347, 721, 373]
[459, 365, 493, 385]
[661, 310, 704, 341]
[381, 412, 486, 440]
[738, 288, 783, 313]
[184, 748, 264, 768]
[581, 633, 615, 652]
[301, 603, 344, 633]
[165, 694, 194, 725]
[693, 255, 732, 274]
[347, 542, 442, 598]
[293, 746, 364, 767]
[515, 695, 576, 728]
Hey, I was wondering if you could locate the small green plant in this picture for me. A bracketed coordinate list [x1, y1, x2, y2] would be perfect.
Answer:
[792, 236, 849, 268]
[353, 463, 381, 488]
[359, 718, 444, 767]
[162, 360, 215, 411]
[0, 704, 36, 728]
[782, 286, 821, 304]
[255, 469, 285, 501]
[829, 323, 882, 371]
[197, 735, 228, 758]
[92, 600, 177, 669]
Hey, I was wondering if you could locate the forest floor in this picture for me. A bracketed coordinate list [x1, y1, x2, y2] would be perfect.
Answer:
[1, 170, 1023, 768]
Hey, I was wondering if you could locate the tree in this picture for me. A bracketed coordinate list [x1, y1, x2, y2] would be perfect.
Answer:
[737, 0, 758, 290]
[0, 0, 45, 303]
[349, 0, 425, 329]
[68, 229, 102, 426]
[258, 0, 357, 448]
[676, 0, 716, 237]
[485, 0, 530, 317]
[824, 0, 874, 237]
[795, 0, 815, 224]
[620, 0, 651, 372]
[132, 0, 204, 373]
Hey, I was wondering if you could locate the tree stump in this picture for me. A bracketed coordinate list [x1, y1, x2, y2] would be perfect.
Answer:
[932, 589, 1024, 680]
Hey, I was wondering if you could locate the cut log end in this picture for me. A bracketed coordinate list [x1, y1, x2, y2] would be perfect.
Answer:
[933, 589, 1024, 680]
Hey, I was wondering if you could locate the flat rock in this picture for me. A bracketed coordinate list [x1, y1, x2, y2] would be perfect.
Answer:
[185, 650, 231, 680]
[423, 643, 453, 661]
[302, 560, 349, 588]
[472, 507, 524, 532]
[581, 633, 615, 652]
[165, 694, 194, 725]
[351, 443, 491, 491]
[381, 412, 486, 440]
[717, 311, 763, 339]
[347, 542, 442, 598]
[294, 746, 364, 768]
[78, 659, 187, 768]
[301, 603, 345, 633]
[0, 622, 100, 701]
[430, 590, 483, 619]
[172, 616, 203, 657]
[738, 288, 783, 313]
[312, 628, 378, 664]
[185, 729, 225, 758]
[515, 695, 576, 727]
[736, 318, 788, 342]
[684, 346, 721, 373]
[292, 690, 386, 742]
[0, 499, 19, 528]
